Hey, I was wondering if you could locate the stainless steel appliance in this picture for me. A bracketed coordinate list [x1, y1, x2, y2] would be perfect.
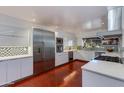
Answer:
[56, 37, 63, 53]
[68, 51, 73, 61]
[94, 56, 122, 64]
[108, 6, 122, 31]
[56, 45, 63, 53]
[96, 6, 122, 37]
[33, 28, 55, 75]
[56, 37, 63, 44]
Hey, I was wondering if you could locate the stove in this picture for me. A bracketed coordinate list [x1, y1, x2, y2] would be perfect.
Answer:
[94, 56, 123, 64]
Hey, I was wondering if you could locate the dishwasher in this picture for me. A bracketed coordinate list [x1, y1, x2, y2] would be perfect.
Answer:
[68, 51, 73, 62]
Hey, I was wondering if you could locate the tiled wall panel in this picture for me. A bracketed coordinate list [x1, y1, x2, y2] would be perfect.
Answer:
[0, 47, 28, 57]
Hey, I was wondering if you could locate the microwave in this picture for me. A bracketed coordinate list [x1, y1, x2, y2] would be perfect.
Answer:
[56, 38, 63, 44]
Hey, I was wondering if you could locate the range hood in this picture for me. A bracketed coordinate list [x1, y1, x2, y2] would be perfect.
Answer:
[97, 6, 122, 37]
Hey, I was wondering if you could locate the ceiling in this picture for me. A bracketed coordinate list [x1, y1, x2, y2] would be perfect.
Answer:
[0, 6, 108, 33]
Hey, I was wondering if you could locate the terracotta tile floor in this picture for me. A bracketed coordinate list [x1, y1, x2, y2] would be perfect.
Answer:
[10, 61, 87, 87]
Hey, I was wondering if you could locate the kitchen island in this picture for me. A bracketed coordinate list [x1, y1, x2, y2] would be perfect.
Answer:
[82, 60, 124, 87]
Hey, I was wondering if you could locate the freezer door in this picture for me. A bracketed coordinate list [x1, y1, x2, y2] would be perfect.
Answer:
[43, 31, 55, 70]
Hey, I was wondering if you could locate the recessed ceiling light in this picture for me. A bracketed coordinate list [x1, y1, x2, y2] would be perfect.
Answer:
[55, 26, 58, 28]
[32, 18, 36, 22]
[102, 22, 104, 24]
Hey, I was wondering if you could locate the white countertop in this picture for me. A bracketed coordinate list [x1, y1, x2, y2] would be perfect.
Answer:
[82, 60, 124, 81]
[0, 54, 33, 61]
[63, 49, 77, 53]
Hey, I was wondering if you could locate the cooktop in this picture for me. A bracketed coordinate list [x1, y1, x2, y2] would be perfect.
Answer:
[94, 56, 123, 64]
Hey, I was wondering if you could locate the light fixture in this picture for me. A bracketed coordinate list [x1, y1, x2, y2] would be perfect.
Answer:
[102, 22, 104, 25]
[32, 18, 36, 22]
[55, 26, 58, 28]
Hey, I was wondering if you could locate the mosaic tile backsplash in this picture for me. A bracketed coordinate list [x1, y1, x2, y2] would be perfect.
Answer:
[0, 46, 28, 57]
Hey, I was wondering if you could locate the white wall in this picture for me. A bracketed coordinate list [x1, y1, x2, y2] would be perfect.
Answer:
[0, 25, 30, 46]
[76, 30, 106, 46]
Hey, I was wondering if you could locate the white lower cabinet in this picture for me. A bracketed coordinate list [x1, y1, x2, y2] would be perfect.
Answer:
[20, 57, 33, 78]
[7, 59, 21, 83]
[83, 70, 124, 87]
[0, 57, 33, 86]
[0, 62, 7, 86]
[55, 52, 68, 66]
[74, 51, 83, 60]
[74, 50, 95, 61]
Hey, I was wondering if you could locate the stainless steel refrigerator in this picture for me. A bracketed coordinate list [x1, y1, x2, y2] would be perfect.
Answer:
[33, 28, 55, 75]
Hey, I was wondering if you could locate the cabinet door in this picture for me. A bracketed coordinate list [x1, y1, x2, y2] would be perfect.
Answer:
[7, 59, 21, 83]
[74, 51, 95, 61]
[0, 62, 7, 86]
[55, 53, 62, 66]
[20, 57, 33, 78]
[55, 53, 68, 66]
[61, 53, 68, 63]
[81, 51, 95, 61]
[74, 51, 83, 60]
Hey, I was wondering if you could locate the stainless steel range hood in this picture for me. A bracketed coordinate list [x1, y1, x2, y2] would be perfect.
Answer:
[97, 6, 122, 37]
[108, 6, 122, 31]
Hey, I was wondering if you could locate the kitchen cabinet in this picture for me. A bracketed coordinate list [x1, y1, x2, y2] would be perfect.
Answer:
[74, 51, 83, 60]
[7, 57, 33, 83]
[55, 52, 68, 66]
[74, 50, 95, 61]
[0, 62, 7, 86]
[82, 61, 124, 87]
[83, 51, 95, 61]
[0, 57, 33, 86]
[83, 70, 124, 87]
[7, 59, 21, 83]
[20, 57, 33, 78]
